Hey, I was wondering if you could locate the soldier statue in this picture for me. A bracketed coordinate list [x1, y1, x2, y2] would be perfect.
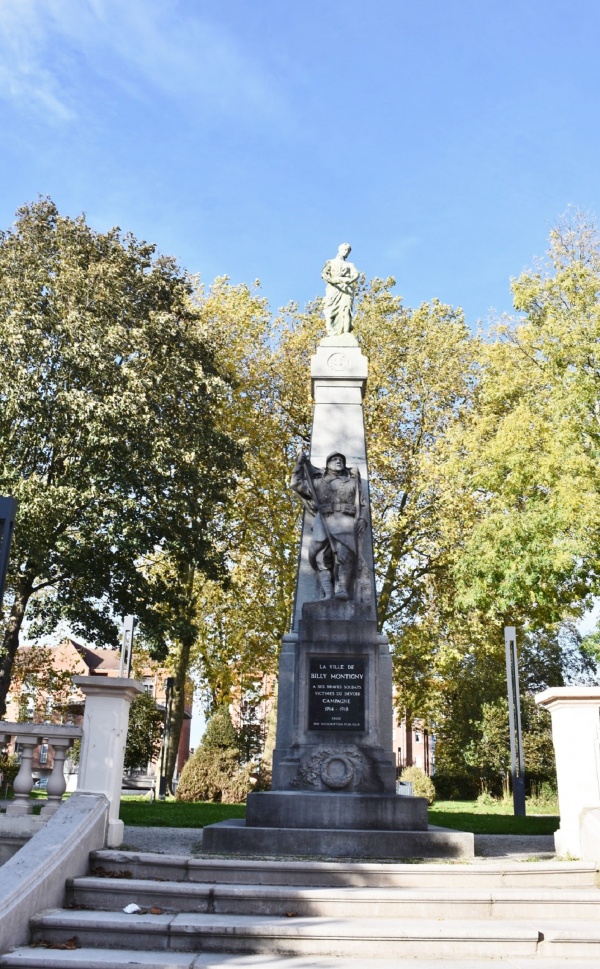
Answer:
[291, 451, 367, 601]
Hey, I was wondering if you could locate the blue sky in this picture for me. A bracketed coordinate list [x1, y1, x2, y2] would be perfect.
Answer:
[1, 0, 599, 329]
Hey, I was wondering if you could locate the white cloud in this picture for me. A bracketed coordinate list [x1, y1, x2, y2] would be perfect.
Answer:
[0, 0, 286, 123]
[0, 0, 76, 120]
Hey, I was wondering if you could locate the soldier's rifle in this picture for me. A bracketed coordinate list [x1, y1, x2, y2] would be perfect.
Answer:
[296, 451, 338, 564]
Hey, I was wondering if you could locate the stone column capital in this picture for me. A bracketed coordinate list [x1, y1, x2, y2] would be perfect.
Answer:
[72, 675, 143, 702]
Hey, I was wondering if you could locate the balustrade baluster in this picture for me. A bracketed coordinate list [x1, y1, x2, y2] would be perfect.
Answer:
[7, 738, 38, 816]
[40, 741, 71, 818]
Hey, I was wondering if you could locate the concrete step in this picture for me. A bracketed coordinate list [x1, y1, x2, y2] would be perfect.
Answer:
[5, 953, 600, 969]
[68, 875, 600, 920]
[2, 951, 600, 969]
[22, 907, 600, 960]
[90, 849, 600, 889]
[26, 908, 540, 959]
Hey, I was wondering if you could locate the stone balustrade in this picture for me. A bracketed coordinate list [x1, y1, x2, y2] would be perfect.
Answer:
[0, 723, 82, 819]
[0, 675, 142, 845]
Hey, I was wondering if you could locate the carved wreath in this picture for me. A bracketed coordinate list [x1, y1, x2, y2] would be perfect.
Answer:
[293, 745, 367, 791]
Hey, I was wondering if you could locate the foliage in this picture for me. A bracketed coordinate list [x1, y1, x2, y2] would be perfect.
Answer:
[201, 705, 238, 749]
[175, 704, 253, 803]
[124, 692, 164, 771]
[5, 201, 600, 783]
[448, 212, 600, 626]
[527, 782, 559, 814]
[175, 746, 254, 803]
[0, 752, 20, 791]
[187, 284, 312, 711]
[0, 198, 240, 715]
[431, 770, 481, 802]
[463, 693, 556, 796]
[400, 765, 436, 805]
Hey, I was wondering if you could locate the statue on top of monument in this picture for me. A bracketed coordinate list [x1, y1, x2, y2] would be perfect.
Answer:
[322, 243, 360, 335]
[291, 450, 367, 601]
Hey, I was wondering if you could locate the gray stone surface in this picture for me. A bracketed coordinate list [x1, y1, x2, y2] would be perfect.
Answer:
[2, 952, 599, 969]
[202, 818, 473, 860]
[120, 825, 556, 862]
[292, 339, 373, 627]
[121, 825, 205, 855]
[271, 599, 396, 796]
[246, 790, 427, 830]
[0, 792, 108, 954]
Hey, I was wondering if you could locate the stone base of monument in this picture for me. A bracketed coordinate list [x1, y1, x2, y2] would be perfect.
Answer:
[202, 816, 474, 860]
[203, 790, 474, 860]
[245, 790, 428, 829]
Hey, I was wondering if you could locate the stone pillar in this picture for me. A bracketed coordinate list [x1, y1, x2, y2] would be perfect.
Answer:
[74, 676, 142, 848]
[292, 334, 376, 625]
[536, 687, 600, 859]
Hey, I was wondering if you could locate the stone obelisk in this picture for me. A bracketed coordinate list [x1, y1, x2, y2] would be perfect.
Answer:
[203, 246, 472, 859]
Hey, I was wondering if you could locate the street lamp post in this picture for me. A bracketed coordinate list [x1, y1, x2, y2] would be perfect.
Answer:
[505, 625, 526, 816]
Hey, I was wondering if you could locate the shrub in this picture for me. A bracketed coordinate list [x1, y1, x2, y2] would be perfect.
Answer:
[401, 766, 436, 805]
[176, 704, 256, 804]
[175, 746, 254, 803]
[475, 790, 498, 809]
[202, 705, 239, 749]
[0, 752, 19, 793]
[527, 781, 559, 814]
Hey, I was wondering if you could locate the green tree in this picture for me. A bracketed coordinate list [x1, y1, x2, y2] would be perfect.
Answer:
[411, 215, 600, 775]
[124, 691, 164, 771]
[464, 694, 556, 796]
[449, 212, 600, 626]
[0, 199, 240, 716]
[187, 289, 314, 713]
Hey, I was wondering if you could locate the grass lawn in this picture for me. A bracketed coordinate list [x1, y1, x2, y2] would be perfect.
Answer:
[119, 797, 246, 828]
[120, 796, 559, 835]
[429, 800, 559, 835]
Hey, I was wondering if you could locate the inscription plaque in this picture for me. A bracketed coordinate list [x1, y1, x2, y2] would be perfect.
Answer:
[308, 658, 365, 730]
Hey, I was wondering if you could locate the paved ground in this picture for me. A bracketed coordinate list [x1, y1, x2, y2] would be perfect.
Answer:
[121, 826, 556, 861]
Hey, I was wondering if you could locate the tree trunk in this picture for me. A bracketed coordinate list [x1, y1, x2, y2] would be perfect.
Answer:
[0, 576, 34, 718]
[164, 636, 192, 794]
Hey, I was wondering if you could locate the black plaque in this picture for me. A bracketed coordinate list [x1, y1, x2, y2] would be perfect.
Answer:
[308, 658, 365, 730]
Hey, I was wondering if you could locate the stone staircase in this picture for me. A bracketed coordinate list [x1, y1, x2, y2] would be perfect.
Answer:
[1, 849, 600, 966]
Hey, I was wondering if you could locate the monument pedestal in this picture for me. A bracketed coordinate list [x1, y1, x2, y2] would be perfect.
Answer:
[202, 816, 473, 860]
[203, 329, 473, 861]
[246, 790, 427, 830]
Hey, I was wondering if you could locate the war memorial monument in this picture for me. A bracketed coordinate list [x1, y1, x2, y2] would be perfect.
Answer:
[204, 246, 472, 859]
